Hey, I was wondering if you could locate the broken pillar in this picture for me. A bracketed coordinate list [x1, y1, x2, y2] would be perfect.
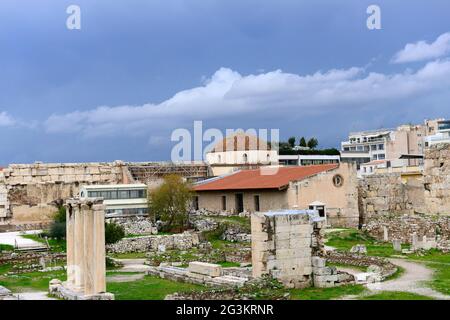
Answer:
[251, 210, 324, 289]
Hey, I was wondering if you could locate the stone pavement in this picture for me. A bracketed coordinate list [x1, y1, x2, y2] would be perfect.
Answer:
[0, 230, 42, 247]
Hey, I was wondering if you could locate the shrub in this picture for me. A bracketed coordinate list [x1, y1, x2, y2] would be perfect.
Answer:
[49, 221, 66, 240]
[49, 206, 67, 240]
[148, 174, 194, 232]
[105, 222, 125, 245]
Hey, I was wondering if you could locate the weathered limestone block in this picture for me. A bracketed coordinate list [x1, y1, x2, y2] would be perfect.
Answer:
[188, 262, 222, 277]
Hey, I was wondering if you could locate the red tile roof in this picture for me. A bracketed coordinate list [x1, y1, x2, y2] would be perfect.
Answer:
[194, 164, 339, 191]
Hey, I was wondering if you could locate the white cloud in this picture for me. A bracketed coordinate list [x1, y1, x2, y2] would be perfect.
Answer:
[0, 112, 16, 127]
[44, 60, 450, 137]
[392, 32, 450, 64]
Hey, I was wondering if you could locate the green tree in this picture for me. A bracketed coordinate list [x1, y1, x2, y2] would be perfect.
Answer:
[288, 136, 296, 148]
[307, 138, 319, 149]
[299, 137, 307, 147]
[105, 222, 125, 244]
[148, 174, 194, 232]
[49, 206, 66, 240]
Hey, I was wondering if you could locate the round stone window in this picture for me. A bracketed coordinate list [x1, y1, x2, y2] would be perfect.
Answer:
[332, 174, 344, 187]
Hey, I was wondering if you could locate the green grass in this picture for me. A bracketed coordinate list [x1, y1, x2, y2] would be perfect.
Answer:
[0, 244, 14, 252]
[361, 291, 434, 300]
[327, 262, 367, 272]
[217, 261, 241, 268]
[107, 274, 206, 300]
[0, 264, 66, 293]
[290, 284, 366, 300]
[325, 229, 407, 257]
[407, 250, 450, 295]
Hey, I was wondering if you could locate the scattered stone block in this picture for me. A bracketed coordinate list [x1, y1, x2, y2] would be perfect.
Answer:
[350, 244, 367, 255]
[392, 239, 402, 252]
[188, 261, 222, 277]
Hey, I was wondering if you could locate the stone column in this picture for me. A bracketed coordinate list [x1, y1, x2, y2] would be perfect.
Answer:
[83, 203, 95, 295]
[93, 202, 106, 293]
[65, 204, 76, 288]
[54, 198, 113, 300]
[73, 203, 85, 291]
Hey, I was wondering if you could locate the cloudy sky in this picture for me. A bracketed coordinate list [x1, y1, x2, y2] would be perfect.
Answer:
[1, 0, 450, 164]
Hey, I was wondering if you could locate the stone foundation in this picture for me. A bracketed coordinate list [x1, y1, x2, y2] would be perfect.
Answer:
[147, 264, 249, 288]
[106, 216, 157, 235]
[106, 231, 201, 254]
[363, 213, 450, 244]
[312, 257, 355, 288]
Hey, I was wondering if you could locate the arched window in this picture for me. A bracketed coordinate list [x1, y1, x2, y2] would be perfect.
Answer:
[243, 153, 248, 163]
[218, 155, 222, 163]
[266, 153, 270, 162]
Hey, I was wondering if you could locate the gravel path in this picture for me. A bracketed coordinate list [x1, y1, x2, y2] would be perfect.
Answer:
[365, 258, 449, 300]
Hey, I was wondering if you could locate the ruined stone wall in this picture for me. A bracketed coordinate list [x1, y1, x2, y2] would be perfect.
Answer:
[424, 143, 450, 215]
[106, 232, 201, 254]
[0, 162, 126, 224]
[363, 213, 450, 243]
[251, 211, 323, 289]
[358, 173, 426, 224]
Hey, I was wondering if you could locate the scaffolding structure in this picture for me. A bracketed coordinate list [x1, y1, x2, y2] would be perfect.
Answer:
[126, 162, 211, 183]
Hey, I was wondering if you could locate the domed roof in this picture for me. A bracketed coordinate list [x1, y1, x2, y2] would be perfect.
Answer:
[210, 132, 271, 153]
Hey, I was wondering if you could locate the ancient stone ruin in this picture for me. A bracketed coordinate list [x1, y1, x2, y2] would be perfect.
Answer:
[49, 198, 114, 300]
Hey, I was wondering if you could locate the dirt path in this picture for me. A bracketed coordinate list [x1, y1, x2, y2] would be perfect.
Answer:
[365, 258, 449, 300]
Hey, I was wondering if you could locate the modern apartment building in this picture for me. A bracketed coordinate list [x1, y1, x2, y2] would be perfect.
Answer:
[340, 119, 448, 171]
[424, 119, 450, 147]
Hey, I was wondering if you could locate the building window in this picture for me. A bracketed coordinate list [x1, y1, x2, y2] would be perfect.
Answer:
[243, 153, 248, 163]
[332, 174, 344, 187]
[266, 154, 270, 162]
[218, 155, 222, 163]
[254, 195, 260, 212]
[371, 145, 377, 150]
[378, 144, 384, 150]
[221, 196, 227, 211]
[378, 154, 385, 160]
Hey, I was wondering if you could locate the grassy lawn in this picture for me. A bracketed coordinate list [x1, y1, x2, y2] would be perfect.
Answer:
[361, 291, 434, 300]
[407, 250, 450, 295]
[290, 284, 366, 300]
[0, 264, 66, 293]
[325, 228, 408, 257]
[107, 274, 206, 300]
[217, 261, 241, 268]
[327, 262, 367, 272]
[0, 244, 14, 252]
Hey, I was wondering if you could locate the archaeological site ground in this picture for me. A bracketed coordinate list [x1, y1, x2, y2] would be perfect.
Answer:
[1, 1, 450, 316]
